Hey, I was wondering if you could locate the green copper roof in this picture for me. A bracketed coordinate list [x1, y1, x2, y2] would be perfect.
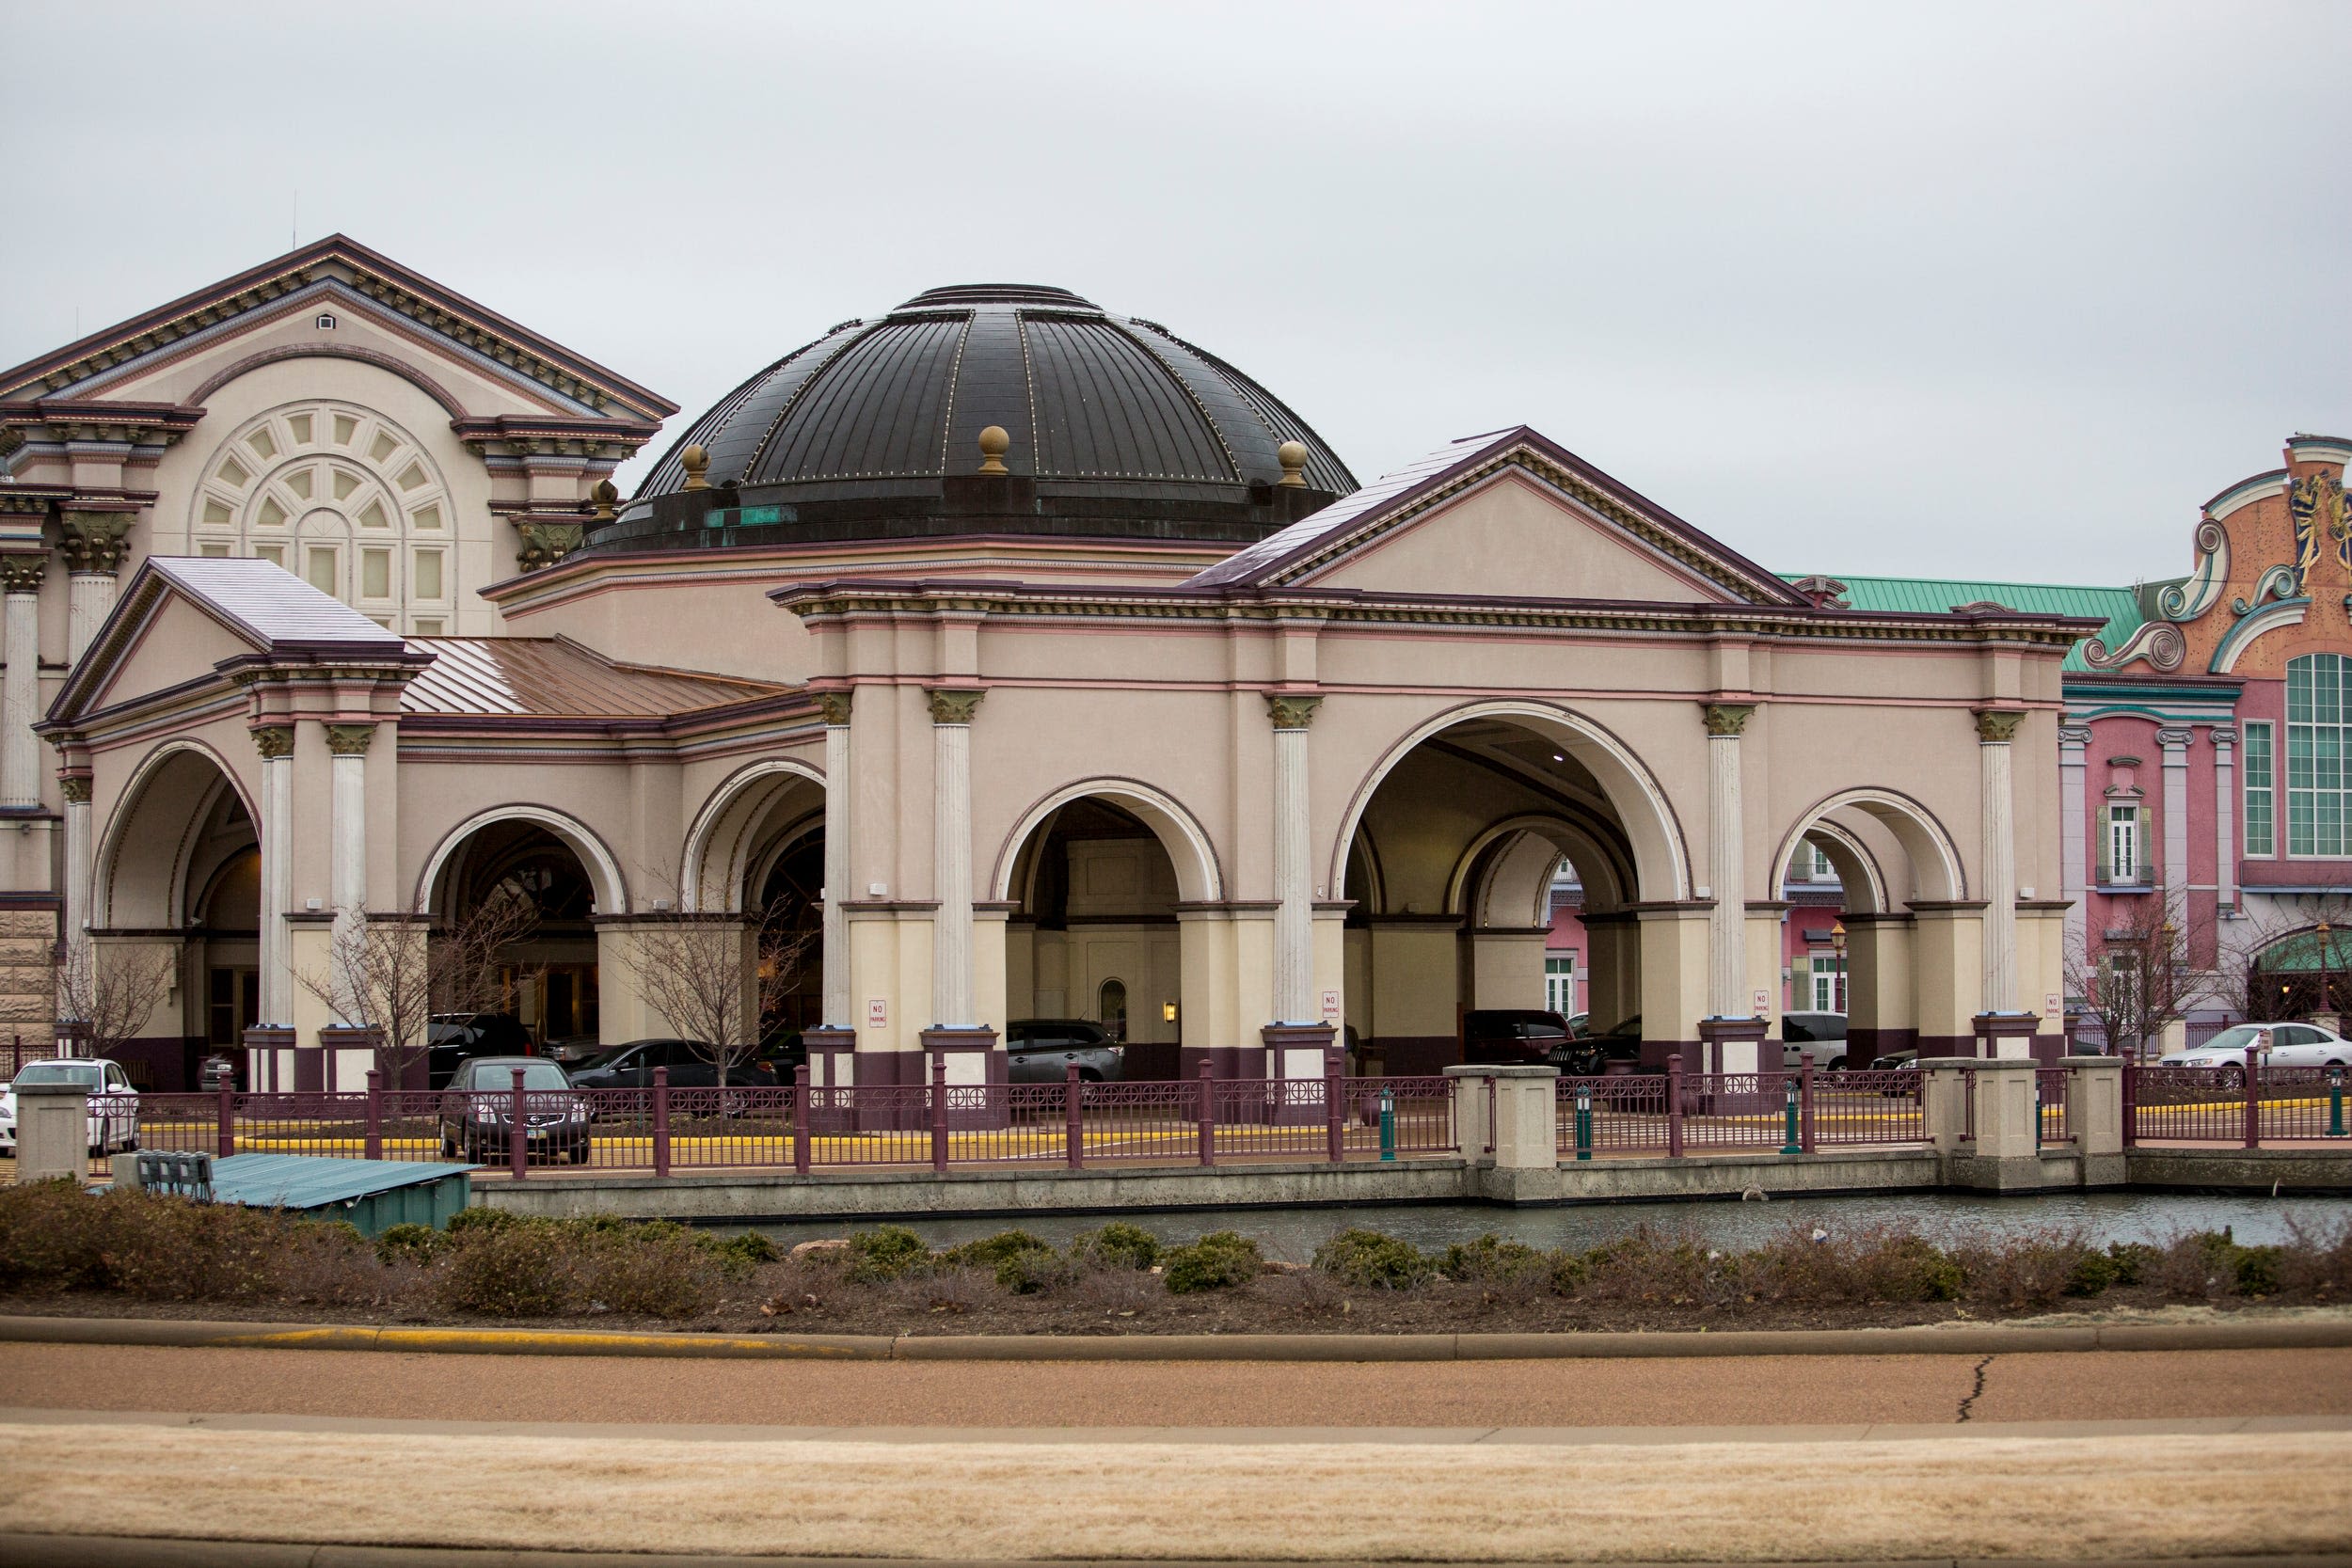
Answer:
[1783, 575, 2143, 672]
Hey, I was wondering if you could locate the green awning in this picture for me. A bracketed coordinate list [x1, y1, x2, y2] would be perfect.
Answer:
[2252, 930, 2352, 973]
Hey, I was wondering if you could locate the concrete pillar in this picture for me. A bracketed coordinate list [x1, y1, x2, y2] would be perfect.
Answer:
[2066, 1054, 2125, 1165]
[1703, 705, 1753, 1022]
[326, 724, 373, 1028]
[926, 689, 981, 1029]
[251, 727, 295, 1027]
[59, 775, 90, 985]
[1445, 1063, 1558, 1170]
[2058, 725, 2090, 960]
[818, 691, 853, 1029]
[1268, 693, 1321, 1024]
[2158, 727, 2191, 910]
[12, 1083, 90, 1183]
[2212, 728, 2236, 913]
[1, 557, 43, 810]
[1975, 709, 2024, 1017]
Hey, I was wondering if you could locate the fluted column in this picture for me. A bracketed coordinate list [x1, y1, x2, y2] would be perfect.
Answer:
[2058, 725, 2090, 962]
[1703, 705, 1754, 1018]
[252, 726, 295, 1026]
[928, 689, 982, 1028]
[326, 724, 373, 1024]
[1, 556, 44, 809]
[1977, 709, 2024, 1014]
[818, 690, 854, 1028]
[2212, 728, 2237, 914]
[59, 773, 90, 984]
[2158, 727, 2191, 910]
[58, 512, 131, 669]
[1268, 693, 1321, 1022]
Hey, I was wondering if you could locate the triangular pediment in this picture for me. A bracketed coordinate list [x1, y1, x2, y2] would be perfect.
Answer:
[1191, 428, 1804, 608]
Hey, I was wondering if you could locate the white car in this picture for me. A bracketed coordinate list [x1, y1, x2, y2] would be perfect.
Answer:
[0, 1058, 140, 1156]
[2159, 1022, 2352, 1085]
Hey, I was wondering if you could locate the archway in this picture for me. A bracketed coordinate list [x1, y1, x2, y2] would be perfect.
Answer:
[681, 759, 829, 1044]
[1336, 708, 1683, 1072]
[422, 816, 609, 1050]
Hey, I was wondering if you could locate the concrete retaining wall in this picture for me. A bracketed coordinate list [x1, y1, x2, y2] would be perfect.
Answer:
[2126, 1147, 2352, 1193]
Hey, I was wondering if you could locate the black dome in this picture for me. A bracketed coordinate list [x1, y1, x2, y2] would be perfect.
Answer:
[590, 285, 1355, 556]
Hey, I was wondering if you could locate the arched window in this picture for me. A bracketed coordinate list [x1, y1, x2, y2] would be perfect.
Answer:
[2285, 654, 2351, 857]
[1097, 978, 1128, 1041]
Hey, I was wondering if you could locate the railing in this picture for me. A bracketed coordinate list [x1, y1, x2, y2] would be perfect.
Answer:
[128, 1064, 1457, 1180]
[2036, 1068, 2072, 1145]
[1553, 1056, 1929, 1159]
[2128, 1060, 2351, 1146]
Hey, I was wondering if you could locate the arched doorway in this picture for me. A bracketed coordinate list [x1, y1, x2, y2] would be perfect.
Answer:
[682, 760, 827, 1041]
[422, 819, 603, 1050]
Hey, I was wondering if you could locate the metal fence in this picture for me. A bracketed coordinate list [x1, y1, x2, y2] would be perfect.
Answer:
[1554, 1059, 1929, 1159]
[2127, 1061, 2350, 1147]
[2036, 1068, 2072, 1146]
[125, 1065, 1457, 1179]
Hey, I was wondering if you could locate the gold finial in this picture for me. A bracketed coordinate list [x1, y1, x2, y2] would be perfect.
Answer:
[590, 480, 618, 521]
[977, 425, 1010, 475]
[681, 444, 709, 490]
[1276, 440, 1309, 487]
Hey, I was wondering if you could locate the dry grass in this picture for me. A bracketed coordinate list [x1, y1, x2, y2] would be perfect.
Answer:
[1, 1422, 2345, 1560]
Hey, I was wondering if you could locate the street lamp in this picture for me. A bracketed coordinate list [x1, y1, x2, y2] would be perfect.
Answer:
[2318, 920, 2333, 1017]
[1829, 919, 1847, 1012]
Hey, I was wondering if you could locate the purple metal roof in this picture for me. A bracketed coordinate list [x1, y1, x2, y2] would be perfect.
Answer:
[399, 637, 786, 718]
[144, 556, 408, 648]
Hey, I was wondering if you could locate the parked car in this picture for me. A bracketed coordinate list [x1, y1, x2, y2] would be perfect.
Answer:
[1869, 1047, 1920, 1071]
[437, 1056, 589, 1163]
[2160, 1022, 2352, 1086]
[1005, 1020, 1126, 1084]
[1779, 1011, 1850, 1069]
[541, 1035, 605, 1066]
[426, 1012, 534, 1088]
[0, 1058, 140, 1155]
[564, 1038, 778, 1090]
[1462, 1008, 1601, 1073]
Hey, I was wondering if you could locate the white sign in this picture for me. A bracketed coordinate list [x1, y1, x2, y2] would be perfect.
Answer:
[2043, 992, 2062, 1018]
[1752, 989, 1770, 1015]
[1320, 989, 1343, 1022]
[865, 997, 888, 1029]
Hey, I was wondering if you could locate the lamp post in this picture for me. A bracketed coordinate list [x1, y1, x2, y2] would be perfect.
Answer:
[1829, 919, 1847, 1012]
[2318, 920, 2332, 1018]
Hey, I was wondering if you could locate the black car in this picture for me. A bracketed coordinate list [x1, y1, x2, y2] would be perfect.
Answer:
[437, 1056, 589, 1164]
[425, 1012, 533, 1088]
[1005, 1020, 1126, 1084]
[1461, 1008, 1601, 1073]
[565, 1038, 779, 1090]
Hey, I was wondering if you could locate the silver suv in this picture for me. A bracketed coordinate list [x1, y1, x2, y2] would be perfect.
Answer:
[1005, 1020, 1126, 1083]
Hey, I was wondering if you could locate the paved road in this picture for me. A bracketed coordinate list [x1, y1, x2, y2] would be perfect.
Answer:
[6, 1343, 2349, 1429]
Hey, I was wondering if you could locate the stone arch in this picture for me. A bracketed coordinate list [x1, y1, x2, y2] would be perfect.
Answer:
[1329, 699, 1691, 904]
[1790, 816, 1891, 914]
[1446, 813, 1635, 925]
[415, 804, 628, 916]
[189, 345, 473, 419]
[679, 758, 827, 912]
[94, 739, 258, 930]
[991, 777, 1223, 905]
[1770, 787, 1965, 907]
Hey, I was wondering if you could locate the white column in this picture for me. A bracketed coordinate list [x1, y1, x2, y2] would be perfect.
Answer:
[2212, 728, 2236, 914]
[1268, 693, 1321, 1022]
[59, 773, 91, 1032]
[819, 691, 853, 1028]
[67, 577, 113, 669]
[2058, 725, 2090, 963]
[1704, 705, 1753, 1018]
[1, 559, 43, 809]
[59, 513, 129, 669]
[1978, 710, 2022, 1015]
[928, 689, 981, 1028]
[2158, 727, 2191, 910]
[253, 726, 295, 1026]
[326, 723, 373, 1024]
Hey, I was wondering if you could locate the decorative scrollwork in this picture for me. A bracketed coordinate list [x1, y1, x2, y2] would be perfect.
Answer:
[2156, 519, 2230, 620]
[2231, 563, 2303, 617]
[2081, 621, 2185, 673]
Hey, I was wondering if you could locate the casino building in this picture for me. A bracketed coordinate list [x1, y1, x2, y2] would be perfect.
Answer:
[3, 238, 2092, 1091]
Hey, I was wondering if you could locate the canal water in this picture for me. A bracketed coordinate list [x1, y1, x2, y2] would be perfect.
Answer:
[744, 1191, 2351, 1260]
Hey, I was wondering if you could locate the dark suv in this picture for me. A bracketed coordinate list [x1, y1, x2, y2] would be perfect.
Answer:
[425, 1012, 532, 1088]
[1005, 1020, 1125, 1083]
[566, 1038, 779, 1089]
[1461, 1009, 1598, 1072]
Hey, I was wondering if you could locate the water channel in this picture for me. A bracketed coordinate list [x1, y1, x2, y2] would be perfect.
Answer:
[744, 1191, 2351, 1259]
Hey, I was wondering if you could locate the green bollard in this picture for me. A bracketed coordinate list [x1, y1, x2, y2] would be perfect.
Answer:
[1781, 1075, 1801, 1156]
[1379, 1085, 1396, 1163]
[2330, 1066, 2346, 1139]
[1575, 1083, 1593, 1163]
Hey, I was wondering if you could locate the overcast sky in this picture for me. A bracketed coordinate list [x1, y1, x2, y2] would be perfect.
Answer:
[4, 1, 2346, 585]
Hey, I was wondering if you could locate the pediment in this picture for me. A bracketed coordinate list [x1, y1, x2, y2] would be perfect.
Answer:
[84, 593, 261, 714]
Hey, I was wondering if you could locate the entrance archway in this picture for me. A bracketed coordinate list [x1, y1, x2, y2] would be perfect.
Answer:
[421, 817, 607, 1049]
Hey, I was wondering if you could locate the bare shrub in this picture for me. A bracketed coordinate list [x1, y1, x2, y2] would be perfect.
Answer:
[2277, 1214, 2352, 1296]
[1067, 1264, 1163, 1315]
[1954, 1228, 2100, 1308]
[889, 1263, 994, 1315]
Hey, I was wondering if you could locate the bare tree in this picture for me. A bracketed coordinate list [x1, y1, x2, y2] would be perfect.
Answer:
[2066, 890, 2198, 1057]
[2212, 895, 2352, 1023]
[56, 942, 177, 1061]
[298, 891, 539, 1085]
[619, 900, 814, 1088]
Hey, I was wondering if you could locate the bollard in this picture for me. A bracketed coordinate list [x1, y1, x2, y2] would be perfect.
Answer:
[1378, 1084, 1396, 1162]
[1781, 1072, 1801, 1157]
[215, 1080, 235, 1161]
[793, 1065, 812, 1175]
[930, 1054, 949, 1174]
[2243, 1046, 2263, 1150]
[1666, 1053, 1685, 1159]
[508, 1067, 529, 1180]
[651, 1066, 671, 1178]
[2328, 1065, 2346, 1139]
[364, 1069, 383, 1162]
[1325, 1047, 1344, 1164]
[1066, 1062, 1084, 1170]
[1574, 1082, 1593, 1163]
[1197, 1061, 1216, 1167]
[1799, 1051, 1817, 1154]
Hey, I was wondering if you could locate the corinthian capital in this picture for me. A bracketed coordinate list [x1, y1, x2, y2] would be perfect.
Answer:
[927, 689, 984, 725]
[325, 723, 377, 756]
[56, 510, 134, 576]
[1702, 703, 1756, 737]
[0, 554, 44, 595]
[1265, 692, 1323, 730]
[250, 725, 295, 761]
[814, 689, 853, 727]
[1974, 708, 2026, 744]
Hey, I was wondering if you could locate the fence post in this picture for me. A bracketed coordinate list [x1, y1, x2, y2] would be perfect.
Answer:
[1197, 1060, 1215, 1167]
[1065, 1063, 1084, 1170]
[2328, 1065, 2346, 1139]
[793, 1065, 811, 1176]
[2243, 1042, 2263, 1150]
[216, 1079, 235, 1161]
[364, 1069, 383, 1162]
[651, 1066, 671, 1178]
[1574, 1082, 1592, 1162]
[1666, 1052, 1685, 1159]
[508, 1066, 529, 1180]
[1798, 1051, 1816, 1154]
[930, 1053, 949, 1173]
[1325, 1047, 1343, 1164]
[2121, 1047, 2137, 1149]
[1781, 1071, 1801, 1157]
